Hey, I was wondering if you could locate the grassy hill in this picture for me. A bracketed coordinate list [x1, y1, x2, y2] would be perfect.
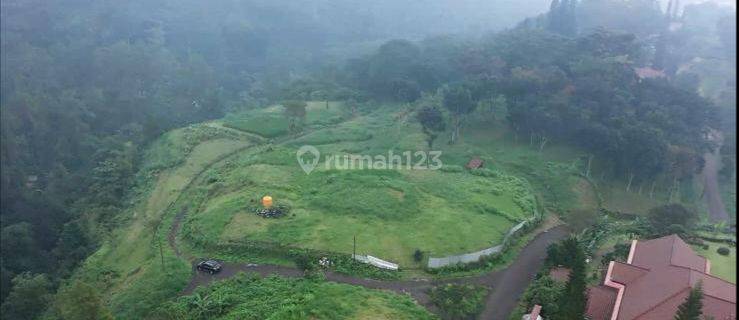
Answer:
[64, 101, 716, 319]
[180, 108, 537, 268]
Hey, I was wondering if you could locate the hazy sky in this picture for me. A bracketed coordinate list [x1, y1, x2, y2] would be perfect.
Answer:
[662, 0, 736, 10]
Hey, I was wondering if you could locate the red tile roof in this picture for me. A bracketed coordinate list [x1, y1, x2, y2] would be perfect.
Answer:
[630, 234, 707, 272]
[586, 235, 736, 320]
[586, 285, 618, 320]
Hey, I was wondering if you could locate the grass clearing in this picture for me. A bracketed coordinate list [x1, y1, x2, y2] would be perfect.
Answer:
[183, 162, 533, 267]
[222, 101, 349, 138]
[157, 273, 435, 319]
[181, 109, 538, 267]
[694, 241, 736, 284]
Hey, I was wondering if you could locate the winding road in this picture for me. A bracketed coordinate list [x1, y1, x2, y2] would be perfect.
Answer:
[162, 123, 569, 319]
[702, 138, 730, 222]
[178, 225, 568, 319]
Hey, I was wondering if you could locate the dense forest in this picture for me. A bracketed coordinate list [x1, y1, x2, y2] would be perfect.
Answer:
[0, 0, 735, 318]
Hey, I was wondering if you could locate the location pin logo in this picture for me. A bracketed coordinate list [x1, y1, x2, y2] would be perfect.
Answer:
[296, 145, 320, 174]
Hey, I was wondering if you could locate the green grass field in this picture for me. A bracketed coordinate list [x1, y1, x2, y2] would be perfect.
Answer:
[223, 101, 348, 138]
[70, 101, 697, 319]
[158, 273, 435, 319]
[181, 110, 538, 267]
[694, 241, 736, 284]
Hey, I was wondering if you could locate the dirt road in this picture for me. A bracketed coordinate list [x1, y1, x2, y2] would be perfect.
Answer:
[703, 147, 730, 222]
[180, 225, 568, 320]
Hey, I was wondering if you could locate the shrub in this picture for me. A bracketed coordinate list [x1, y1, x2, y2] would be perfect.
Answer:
[717, 247, 730, 256]
[413, 249, 424, 262]
[429, 284, 488, 320]
[647, 204, 697, 236]
[601, 243, 631, 266]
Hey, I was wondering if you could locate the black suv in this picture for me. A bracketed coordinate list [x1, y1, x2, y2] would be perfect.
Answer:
[196, 260, 222, 274]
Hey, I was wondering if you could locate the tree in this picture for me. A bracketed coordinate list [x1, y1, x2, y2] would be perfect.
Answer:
[647, 204, 698, 236]
[413, 249, 424, 262]
[519, 275, 565, 318]
[54, 280, 114, 320]
[416, 106, 445, 149]
[547, 0, 577, 37]
[429, 284, 488, 320]
[282, 100, 307, 134]
[443, 84, 476, 144]
[0, 223, 41, 274]
[0, 273, 52, 320]
[674, 283, 704, 320]
[555, 237, 587, 320]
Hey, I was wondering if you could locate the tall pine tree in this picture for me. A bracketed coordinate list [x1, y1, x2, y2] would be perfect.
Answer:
[674, 283, 704, 320]
[546, 0, 578, 36]
[555, 237, 587, 320]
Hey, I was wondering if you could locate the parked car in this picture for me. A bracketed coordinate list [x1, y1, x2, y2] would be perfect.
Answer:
[196, 259, 222, 274]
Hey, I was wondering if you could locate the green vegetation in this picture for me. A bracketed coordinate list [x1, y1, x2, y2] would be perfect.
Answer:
[0, 273, 52, 320]
[509, 275, 564, 320]
[429, 284, 488, 320]
[3, 0, 734, 318]
[694, 241, 736, 284]
[512, 237, 588, 320]
[156, 273, 435, 320]
[223, 102, 349, 138]
[181, 110, 538, 267]
[223, 108, 291, 138]
[674, 284, 704, 320]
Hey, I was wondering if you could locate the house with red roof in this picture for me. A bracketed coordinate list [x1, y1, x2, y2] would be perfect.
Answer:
[585, 234, 736, 320]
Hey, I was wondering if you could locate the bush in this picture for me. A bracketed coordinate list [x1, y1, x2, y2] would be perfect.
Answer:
[601, 243, 631, 266]
[717, 247, 730, 256]
[647, 204, 697, 236]
[429, 284, 488, 320]
[413, 249, 424, 262]
[470, 168, 499, 178]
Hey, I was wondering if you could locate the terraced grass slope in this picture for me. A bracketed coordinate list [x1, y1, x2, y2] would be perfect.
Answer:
[69, 104, 443, 319]
[68, 101, 644, 319]
[180, 109, 538, 267]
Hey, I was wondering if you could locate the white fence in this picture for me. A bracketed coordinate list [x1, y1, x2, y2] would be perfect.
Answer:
[427, 218, 535, 269]
[352, 254, 399, 270]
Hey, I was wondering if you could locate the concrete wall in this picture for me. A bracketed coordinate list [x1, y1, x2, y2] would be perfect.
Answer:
[427, 216, 538, 269]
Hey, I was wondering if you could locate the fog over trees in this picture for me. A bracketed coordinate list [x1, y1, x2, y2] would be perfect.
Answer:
[0, 0, 735, 319]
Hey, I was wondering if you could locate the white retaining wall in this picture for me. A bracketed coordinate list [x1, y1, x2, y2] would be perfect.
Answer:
[352, 254, 399, 270]
[427, 219, 534, 269]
